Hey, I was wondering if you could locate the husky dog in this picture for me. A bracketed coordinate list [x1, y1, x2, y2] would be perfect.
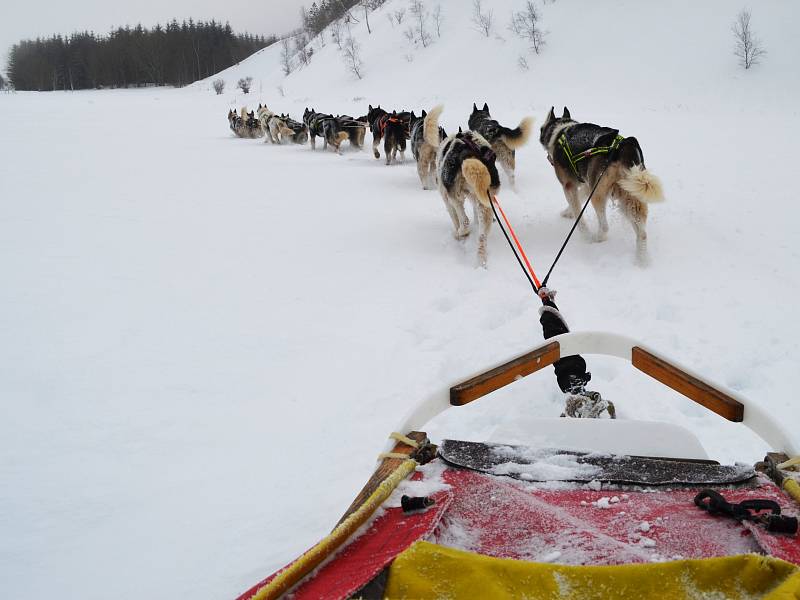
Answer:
[383, 110, 409, 165]
[257, 104, 294, 144]
[228, 109, 244, 136]
[540, 107, 664, 264]
[411, 106, 447, 189]
[281, 114, 309, 144]
[428, 108, 501, 266]
[367, 105, 412, 161]
[257, 104, 276, 142]
[336, 115, 367, 149]
[303, 107, 349, 153]
[241, 108, 262, 139]
[468, 103, 533, 188]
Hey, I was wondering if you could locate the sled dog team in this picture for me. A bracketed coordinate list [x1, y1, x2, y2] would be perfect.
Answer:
[227, 102, 664, 266]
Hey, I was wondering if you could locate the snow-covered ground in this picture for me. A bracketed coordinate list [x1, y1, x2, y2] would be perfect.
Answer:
[2, 0, 799, 598]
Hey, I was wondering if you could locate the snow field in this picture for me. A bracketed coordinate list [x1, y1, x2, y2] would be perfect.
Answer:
[2, 0, 800, 597]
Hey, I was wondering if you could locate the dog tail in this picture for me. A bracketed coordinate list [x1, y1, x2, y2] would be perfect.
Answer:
[616, 136, 663, 203]
[619, 165, 664, 203]
[424, 105, 444, 148]
[461, 158, 493, 208]
[240, 107, 247, 119]
[280, 125, 294, 139]
[500, 117, 534, 149]
[337, 131, 349, 143]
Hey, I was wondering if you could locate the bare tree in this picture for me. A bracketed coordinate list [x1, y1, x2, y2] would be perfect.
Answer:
[409, 0, 432, 47]
[280, 38, 293, 75]
[732, 9, 766, 69]
[510, 1, 547, 54]
[433, 4, 444, 37]
[237, 76, 252, 93]
[295, 34, 311, 66]
[342, 35, 364, 79]
[360, 0, 372, 33]
[213, 78, 225, 94]
[331, 19, 345, 49]
[472, 0, 493, 37]
[394, 8, 407, 24]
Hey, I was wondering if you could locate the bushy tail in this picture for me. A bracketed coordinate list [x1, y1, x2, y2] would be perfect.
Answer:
[280, 125, 294, 139]
[619, 164, 664, 203]
[424, 105, 444, 148]
[461, 158, 493, 208]
[500, 116, 534, 149]
[240, 107, 248, 119]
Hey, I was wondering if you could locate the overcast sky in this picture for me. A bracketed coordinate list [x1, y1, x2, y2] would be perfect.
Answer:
[0, 0, 307, 73]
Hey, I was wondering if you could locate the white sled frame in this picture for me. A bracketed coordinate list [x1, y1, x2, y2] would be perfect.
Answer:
[388, 331, 798, 458]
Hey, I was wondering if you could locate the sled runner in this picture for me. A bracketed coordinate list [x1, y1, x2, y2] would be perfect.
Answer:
[236, 331, 800, 600]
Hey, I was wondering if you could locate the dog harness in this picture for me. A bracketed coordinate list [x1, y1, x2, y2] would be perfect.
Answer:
[460, 134, 497, 166]
[557, 131, 624, 182]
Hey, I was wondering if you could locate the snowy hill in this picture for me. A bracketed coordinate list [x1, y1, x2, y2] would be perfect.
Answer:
[2, 0, 800, 599]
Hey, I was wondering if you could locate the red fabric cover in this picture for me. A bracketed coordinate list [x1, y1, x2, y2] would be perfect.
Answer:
[436, 468, 800, 566]
[237, 466, 799, 600]
[236, 487, 452, 600]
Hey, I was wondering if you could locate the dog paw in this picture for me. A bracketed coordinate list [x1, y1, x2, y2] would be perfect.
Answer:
[454, 229, 471, 240]
[560, 207, 575, 219]
[373, 151, 380, 159]
[594, 232, 608, 243]
[635, 251, 651, 268]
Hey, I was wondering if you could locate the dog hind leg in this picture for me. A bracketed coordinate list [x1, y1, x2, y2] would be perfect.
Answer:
[590, 170, 617, 242]
[417, 157, 428, 189]
[452, 196, 471, 239]
[476, 201, 493, 268]
[615, 187, 650, 265]
[373, 134, 381, 159]
[563, 182, 590, 239]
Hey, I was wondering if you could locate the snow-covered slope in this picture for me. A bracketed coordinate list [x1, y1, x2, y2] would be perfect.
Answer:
[2, 1, 800, 599]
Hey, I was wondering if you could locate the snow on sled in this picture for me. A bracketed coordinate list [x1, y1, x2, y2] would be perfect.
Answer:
[237, 332, 800, 600]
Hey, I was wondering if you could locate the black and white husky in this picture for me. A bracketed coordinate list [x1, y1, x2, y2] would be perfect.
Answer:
[468, 103, 533, 188]
[540, 107, 664, 264]
[367, 105, 413, 164]
[303, 108, 349, 153]
[428, 107, 501, 267]
[410, 106, 447, 189]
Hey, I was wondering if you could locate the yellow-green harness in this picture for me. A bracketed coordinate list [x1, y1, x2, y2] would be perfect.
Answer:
[558, 132, 624, 180]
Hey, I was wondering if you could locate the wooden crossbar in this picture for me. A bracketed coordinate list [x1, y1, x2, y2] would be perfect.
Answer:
[450, 342, 560, 406]
[632, 347, 744, 422]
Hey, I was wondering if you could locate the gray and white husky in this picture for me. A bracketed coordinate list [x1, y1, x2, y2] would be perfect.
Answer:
[468, 103, 533, 189]
[411, 106, 447, 190]
[428, 107, 501, 267]
[540, 107, 664, 264]
[257, 104, 294, 144]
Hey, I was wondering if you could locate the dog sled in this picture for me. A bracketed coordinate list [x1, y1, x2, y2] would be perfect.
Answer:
[236, 330, 800, 600]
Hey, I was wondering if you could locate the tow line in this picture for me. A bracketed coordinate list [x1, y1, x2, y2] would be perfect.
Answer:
[488, 190, 615, 419]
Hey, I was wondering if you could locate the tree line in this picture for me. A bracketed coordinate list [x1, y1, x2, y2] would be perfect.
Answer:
[301, 0, 388, 37]
[7, 20, 276, 91]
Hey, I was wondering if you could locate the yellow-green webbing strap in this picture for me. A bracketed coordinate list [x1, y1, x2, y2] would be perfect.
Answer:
[251, 459, 416, 600]
[558, 133, 625, 179]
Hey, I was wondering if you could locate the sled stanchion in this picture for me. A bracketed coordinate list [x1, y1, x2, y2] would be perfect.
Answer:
[631, 347, 744, 422]
[450, 342, 561, 406]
